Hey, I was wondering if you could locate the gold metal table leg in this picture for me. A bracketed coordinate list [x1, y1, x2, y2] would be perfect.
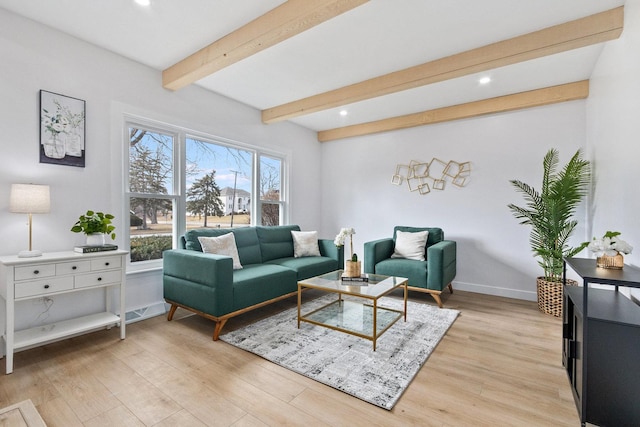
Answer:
[297, 284, 302, 328]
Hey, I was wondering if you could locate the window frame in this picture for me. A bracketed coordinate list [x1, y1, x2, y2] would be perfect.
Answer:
[257, 153, 287, 226]
[123, 115, 289, 271]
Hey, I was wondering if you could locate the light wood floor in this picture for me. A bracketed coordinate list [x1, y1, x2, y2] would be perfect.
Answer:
[0, 290, 580, 426]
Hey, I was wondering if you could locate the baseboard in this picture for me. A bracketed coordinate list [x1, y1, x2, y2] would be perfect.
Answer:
[452, 280, 537, 302]
[125, 302, 168, 324]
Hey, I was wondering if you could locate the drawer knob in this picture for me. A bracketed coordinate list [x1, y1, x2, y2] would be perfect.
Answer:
[72, 266, 77, 270]
[105, 262, 110, 266]
[44, 284, 50, 289]
[34, 270, 39, 275]
[97, 277, 102, 281]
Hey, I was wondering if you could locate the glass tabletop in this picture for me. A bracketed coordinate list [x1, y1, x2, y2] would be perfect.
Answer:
[298, 270, 408, 298]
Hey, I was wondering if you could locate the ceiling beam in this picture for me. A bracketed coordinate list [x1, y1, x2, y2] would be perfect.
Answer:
[317, 80, 589, 142]
[162, 0, 369, 91]
[263, 7, 622, 124]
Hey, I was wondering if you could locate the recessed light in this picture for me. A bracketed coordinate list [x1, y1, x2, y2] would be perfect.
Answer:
[479, 76, 491, 85]
[135, 0, 150, 6]
[339, 110, 348, 116]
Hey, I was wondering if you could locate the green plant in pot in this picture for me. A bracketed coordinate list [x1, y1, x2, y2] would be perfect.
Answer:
[508, 148, 590, 316]
[71, 210, 116, 245]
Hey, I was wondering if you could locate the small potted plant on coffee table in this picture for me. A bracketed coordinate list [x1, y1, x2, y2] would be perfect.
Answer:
[335, 227, 360, 277]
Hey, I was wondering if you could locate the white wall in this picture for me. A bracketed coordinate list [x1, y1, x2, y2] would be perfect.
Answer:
[321, 102, 587, 300]
[587, 0, 640, 299]
[319, 0, 640, 303]
[0, 8, 322, 328]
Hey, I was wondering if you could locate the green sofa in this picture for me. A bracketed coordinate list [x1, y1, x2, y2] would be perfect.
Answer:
[363, 226, 456, 307]
[163, 225, 343, 340]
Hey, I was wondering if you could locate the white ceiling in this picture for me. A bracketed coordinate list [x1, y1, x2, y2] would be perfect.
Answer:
[0, 0, 626, 133]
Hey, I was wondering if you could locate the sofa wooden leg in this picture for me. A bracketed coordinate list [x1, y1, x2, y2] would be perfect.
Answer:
[431, 293, 444, 308]
[448, 283, 453, 293]
[212, 319, 228, 341]
[167, 304, 178, 321]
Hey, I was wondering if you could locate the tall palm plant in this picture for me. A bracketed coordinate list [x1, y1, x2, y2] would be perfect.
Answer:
[508, 149, 590, 282]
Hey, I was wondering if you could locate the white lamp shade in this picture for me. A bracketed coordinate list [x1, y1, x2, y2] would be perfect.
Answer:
[9, 184, 51, 214]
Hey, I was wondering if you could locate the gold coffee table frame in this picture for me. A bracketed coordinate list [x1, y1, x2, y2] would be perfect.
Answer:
[297, 270, 408, 351]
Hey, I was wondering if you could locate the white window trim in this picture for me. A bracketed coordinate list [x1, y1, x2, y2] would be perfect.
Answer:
[122, 113, 290, 272]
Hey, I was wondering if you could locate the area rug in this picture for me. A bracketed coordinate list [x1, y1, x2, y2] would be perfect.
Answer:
[220, 294, 459, 410]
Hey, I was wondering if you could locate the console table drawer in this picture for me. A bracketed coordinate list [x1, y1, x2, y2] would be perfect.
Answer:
[15, 277, 74, 298]
[75, 270, 121, 289]
[56, 260, 91, 275]
[91, 256, 121, 271]
[14, 264, 56, 281]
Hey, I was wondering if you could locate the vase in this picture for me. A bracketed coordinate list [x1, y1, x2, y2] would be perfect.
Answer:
[344, 260, 361, 278]
[65, 131, 83, 157]
[596, 253, 624, 269]
[43, 134, 66, 159]
[86, 233, 106, 246]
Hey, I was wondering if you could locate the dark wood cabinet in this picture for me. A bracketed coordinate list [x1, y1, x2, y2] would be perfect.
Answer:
[563, 258, 640, 426]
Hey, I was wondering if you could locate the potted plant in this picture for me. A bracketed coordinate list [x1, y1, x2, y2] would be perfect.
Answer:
[508, 148, 590, 316]
[71, 210, 116, 245]
[335, 227, 360, 277]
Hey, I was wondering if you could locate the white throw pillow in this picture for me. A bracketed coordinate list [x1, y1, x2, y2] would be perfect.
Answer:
[291, 230, 321, 258]
[198, 233, 243, 270]
[391, 230, 429, 261]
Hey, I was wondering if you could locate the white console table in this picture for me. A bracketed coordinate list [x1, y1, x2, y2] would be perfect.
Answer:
[0, 250, 127, 374]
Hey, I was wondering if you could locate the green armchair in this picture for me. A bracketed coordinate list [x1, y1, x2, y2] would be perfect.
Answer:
[363, 226, 456, 307]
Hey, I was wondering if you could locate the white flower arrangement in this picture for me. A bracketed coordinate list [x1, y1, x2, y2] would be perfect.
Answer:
[42, 99, 84, 138]
[587, 231, 633, 257]
[334, 227, 356, 261]
[334, 227, 355, 247]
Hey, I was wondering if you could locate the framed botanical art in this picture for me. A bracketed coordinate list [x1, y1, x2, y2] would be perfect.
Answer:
[39, 90, 86, 167]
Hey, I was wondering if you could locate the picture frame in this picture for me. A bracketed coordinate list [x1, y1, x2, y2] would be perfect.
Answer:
[39, 90, 86, 167]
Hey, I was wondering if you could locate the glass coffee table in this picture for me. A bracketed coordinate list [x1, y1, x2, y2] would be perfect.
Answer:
[297, 270, 408, 351]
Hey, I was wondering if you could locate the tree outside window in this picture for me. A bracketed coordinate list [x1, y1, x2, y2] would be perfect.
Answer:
[126, 120, 287, 266]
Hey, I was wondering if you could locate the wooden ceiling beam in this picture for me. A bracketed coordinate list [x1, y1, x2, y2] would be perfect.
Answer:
[162, 0, 369, 91]
[317, 80, 589, 142]
[263, 7, 622, 124]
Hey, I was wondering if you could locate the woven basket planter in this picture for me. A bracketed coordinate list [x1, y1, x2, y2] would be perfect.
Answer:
[536, 277, 578, 317]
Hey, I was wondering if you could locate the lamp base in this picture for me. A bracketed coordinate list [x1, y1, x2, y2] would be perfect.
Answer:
[18, 249, 43, 258]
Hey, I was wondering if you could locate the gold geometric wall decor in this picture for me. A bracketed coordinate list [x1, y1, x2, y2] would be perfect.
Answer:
[391, 164, 410, 185]
[392, 158, 471, 195]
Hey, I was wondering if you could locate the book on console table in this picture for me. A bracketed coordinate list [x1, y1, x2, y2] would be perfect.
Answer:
[341, 274, 369, 283]
[74, 244, 118, 253]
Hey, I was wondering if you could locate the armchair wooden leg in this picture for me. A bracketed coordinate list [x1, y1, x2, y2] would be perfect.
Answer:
[447, 283, 453, 293]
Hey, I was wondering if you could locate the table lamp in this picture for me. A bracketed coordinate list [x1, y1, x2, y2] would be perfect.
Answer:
[9, 183, 51, 257]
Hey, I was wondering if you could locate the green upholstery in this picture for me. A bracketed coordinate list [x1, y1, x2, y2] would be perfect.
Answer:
[256, 225, 300, 262]
[364, 226, 456, 306]
[231, 264, 297, 310]
[183, 227, 262, 265]
[266, 256, 339, 281]
[163, 225, 343, 337]
[163, 250, 234, 315]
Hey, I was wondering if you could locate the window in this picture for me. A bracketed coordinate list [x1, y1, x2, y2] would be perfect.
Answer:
[259, 155, 283, 226]
[185, 136, 253, 229]
[125, 117, 287, 267]
[127, 126, 176, 264]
